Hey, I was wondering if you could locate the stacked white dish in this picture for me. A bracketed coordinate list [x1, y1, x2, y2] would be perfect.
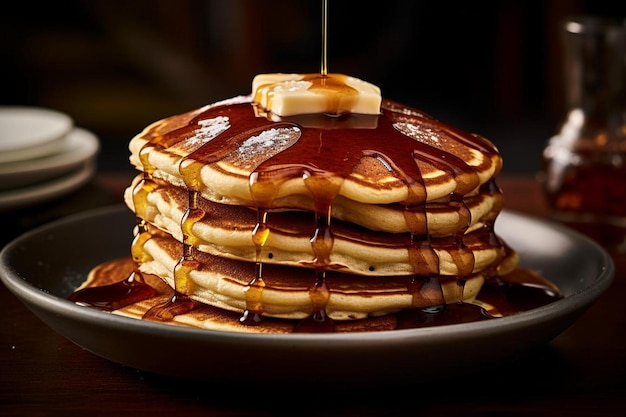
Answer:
[0, 106, 99, 210]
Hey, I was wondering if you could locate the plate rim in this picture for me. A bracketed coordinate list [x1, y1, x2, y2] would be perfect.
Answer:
[0, 161, 96, 211]
[0, 127, 99, 176]
[0, 106, 73, 160]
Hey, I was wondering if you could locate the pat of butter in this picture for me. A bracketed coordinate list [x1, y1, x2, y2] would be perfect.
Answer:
[252, 73, 382, 117]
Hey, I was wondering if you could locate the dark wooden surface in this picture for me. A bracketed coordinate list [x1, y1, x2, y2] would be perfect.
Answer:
[1, 173, 625, 416]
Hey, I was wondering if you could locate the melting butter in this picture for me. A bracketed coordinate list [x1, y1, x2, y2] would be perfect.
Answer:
[252, 73, 382, 117]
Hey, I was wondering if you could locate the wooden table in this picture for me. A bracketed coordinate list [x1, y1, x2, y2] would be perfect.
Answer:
[1, 173, 625, 416]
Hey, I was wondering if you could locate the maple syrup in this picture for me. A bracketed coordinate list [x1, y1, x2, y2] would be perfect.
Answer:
[541, 16, 626, 252]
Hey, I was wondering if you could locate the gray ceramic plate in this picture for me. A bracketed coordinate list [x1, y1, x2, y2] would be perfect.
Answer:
[0, 205, 614, 385]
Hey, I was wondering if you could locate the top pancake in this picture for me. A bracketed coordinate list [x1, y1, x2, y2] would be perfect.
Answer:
[128, 97, 502, 208]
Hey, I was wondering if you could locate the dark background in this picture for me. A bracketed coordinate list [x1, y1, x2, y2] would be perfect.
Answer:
[2, 0, 625, 174]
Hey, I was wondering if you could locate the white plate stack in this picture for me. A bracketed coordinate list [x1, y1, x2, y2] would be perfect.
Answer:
[0, 106, 99, 211]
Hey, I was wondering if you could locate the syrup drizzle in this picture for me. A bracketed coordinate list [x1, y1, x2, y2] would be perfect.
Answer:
[72, 93, 523, 329]
[240, 206, 269, 326]
[130, 95, 501, 328]
[142, 158, 204, 320]
[321, 0, 328, 77]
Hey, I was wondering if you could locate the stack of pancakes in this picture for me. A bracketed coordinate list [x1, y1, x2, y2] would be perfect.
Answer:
[123, 74, 517, 327]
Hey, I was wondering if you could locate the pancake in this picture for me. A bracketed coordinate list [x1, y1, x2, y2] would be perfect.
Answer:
[124, 177, 507, 276]
[133, 228, 514, 321]
[125, 172, 504, 236]
[128, 97, 502, 208]
[82, 258, 507, 334]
